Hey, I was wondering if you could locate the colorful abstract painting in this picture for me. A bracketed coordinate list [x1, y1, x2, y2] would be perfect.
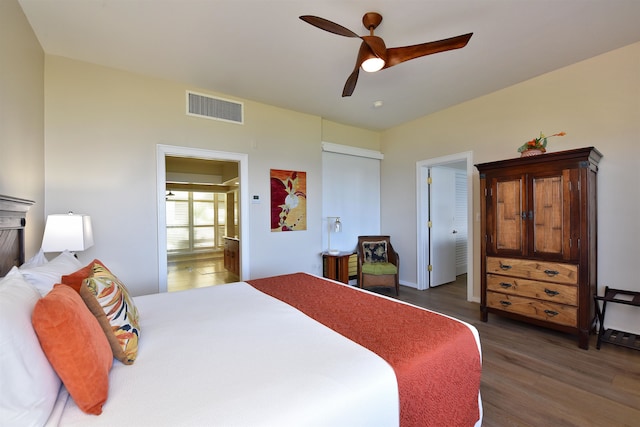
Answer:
[270, 169, 307, 232]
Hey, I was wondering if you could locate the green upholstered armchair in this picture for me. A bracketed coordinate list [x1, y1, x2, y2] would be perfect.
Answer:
[356, 235, 399, 295]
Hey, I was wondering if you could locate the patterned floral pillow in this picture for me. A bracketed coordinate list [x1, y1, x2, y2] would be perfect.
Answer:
[79, 262, 140, 365]
[362, 241, 388, 263]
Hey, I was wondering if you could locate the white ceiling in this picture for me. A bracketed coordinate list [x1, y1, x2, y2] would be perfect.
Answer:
[18, 0, 640, 131]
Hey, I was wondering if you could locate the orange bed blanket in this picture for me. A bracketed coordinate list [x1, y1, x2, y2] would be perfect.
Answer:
[247, 273, 482, 427]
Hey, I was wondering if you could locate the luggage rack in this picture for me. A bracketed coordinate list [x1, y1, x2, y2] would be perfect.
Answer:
[594, 286, 640, 351]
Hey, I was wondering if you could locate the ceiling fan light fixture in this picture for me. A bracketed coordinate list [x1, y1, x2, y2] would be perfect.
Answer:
[361, 56, 385, 72]
[301, 12, 472, 96]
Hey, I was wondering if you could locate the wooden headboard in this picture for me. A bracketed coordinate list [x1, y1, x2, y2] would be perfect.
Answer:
[0, 195, 34, 276]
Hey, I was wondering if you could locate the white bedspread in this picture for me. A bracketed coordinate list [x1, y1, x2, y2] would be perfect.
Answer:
[48, 282, 399, 426]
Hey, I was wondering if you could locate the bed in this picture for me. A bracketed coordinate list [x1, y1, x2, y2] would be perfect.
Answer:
[0, 195, 482, 427]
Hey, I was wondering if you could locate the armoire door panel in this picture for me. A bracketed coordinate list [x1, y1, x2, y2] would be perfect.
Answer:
[493, 176, 525, 255]
[531, 174, 565, 257]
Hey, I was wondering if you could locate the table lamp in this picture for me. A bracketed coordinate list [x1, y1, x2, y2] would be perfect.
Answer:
[41, 212, 94, 254]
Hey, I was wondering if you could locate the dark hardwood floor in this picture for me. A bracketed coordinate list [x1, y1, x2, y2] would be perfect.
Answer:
[372, 275, 640, 427]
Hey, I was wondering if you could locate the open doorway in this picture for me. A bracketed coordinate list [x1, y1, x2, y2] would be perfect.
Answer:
[165, 156, 239, 291]
[156, 145, 249, 293]
[416, 151, 475, 302]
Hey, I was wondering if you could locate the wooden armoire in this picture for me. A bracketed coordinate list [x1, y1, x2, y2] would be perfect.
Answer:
[476, 147, 602, 349]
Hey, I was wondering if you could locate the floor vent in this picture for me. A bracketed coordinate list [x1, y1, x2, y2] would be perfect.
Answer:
[186, 91, 243, 124]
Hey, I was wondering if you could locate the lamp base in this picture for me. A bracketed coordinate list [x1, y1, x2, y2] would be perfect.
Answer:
[328, 249, 340, 255]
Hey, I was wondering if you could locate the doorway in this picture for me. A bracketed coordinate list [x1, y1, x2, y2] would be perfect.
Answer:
[416, 151, 474, 301]
[165, 158, 238, 291]
[156, 145, 249, 293]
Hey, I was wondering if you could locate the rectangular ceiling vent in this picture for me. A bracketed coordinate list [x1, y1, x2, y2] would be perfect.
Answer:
[186, 91, 243, 124]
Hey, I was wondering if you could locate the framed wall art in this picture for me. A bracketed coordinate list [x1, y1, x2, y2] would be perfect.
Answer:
[270, 169, 307, 232]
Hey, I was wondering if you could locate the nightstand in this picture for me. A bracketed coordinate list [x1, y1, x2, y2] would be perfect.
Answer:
[322, 251, 353, 284]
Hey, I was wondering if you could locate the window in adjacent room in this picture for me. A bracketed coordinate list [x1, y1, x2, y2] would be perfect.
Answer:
[166, 191, 226, 254]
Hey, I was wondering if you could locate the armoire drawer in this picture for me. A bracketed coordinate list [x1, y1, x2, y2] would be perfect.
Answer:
[486, 257, 578, 285]
[486, 291, 577, 327]
[486, 274, 578, 306]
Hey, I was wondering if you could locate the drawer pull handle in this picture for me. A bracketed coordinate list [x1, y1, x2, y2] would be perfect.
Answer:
[500, 263, 512, 270]
[544, 269, 559, 276]
[544, 309, 559, 317]
[500, 300, 512, 307]
[500, 282, 513, 289]
[544, 289, 559, 296]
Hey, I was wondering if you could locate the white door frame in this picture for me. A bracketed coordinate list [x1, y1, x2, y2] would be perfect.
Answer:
[156, 144, 249, 293]
[416, 151, 474, 301]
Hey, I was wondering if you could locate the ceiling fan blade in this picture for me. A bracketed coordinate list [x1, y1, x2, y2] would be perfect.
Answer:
[299, 15, 360, 38]
[342, 68, 360, 97]
[342, 41, 371, 97]
[384, 33, 473, 68]
[361, 35, 387, 62]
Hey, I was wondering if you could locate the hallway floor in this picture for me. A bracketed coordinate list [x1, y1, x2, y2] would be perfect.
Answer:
[167, 253, 239, 292]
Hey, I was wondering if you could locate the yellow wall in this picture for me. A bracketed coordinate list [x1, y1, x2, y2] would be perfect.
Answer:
[381, 41, 640, 333]
[321, 120, 381, 151]
[0, 0, 45, 255]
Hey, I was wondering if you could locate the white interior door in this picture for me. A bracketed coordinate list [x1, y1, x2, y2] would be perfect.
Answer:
[416, 152, 475, 301]
[429, 166, 456, 287]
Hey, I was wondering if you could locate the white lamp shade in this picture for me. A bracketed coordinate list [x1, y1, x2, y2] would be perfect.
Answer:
[41, 213, 94, 252]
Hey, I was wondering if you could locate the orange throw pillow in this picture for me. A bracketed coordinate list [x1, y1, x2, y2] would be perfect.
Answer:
[60, 261, 96, 292]
[32, 284, 112, 415]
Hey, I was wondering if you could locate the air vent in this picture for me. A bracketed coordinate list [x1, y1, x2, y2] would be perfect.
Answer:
[186, 91, 243, 124]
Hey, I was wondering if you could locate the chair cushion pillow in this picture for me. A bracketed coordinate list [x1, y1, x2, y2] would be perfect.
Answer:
[362, 241, 388, 263]
[362, 262, 398, 275]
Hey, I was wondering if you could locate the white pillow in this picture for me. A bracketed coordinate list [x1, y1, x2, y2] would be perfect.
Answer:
[20, 248, 48, 270]
[20, 251, 83, 296]
[0, 267, 61, 426]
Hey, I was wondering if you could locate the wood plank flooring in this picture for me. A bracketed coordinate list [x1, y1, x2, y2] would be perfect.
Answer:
[374, 276, 640, 427]
[167, 254, 238, 292]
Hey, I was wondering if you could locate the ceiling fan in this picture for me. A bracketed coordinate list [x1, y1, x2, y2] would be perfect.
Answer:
[300, 12, 473, 97]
